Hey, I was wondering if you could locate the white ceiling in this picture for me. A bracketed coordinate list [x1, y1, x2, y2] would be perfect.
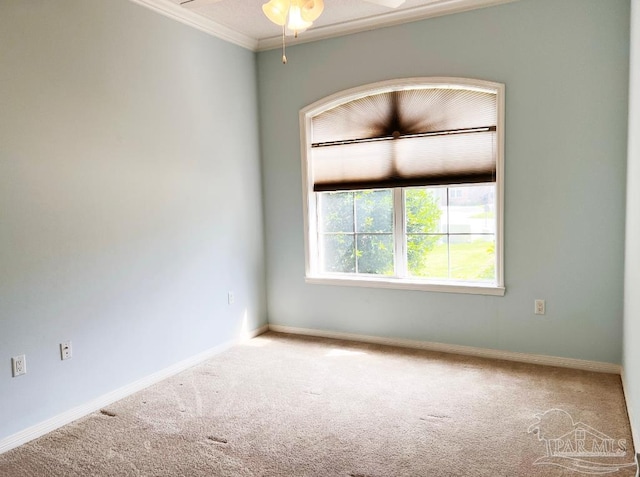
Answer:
[132, 0, 517, 51]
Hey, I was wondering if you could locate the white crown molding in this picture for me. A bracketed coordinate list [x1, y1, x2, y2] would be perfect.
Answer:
[0, 324, 268, 455]
[132, 0, 518, 52]
[128, 0, 258, 51]
[257, 0, 519, 51]
[268, 324, 622, 374]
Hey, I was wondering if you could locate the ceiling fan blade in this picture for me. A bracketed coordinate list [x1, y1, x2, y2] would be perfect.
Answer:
[363, 0, 406, 8]
[179, 0, 224, 10]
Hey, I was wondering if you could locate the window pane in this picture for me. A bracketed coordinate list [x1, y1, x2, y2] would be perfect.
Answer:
[407, 235, 448, 279]
[321, 234, 355, 273]
[355, 190, 393, 233]
[406, 188, 446, 234]
[356, 234, 394, 275]
[450, 235, 495, 281]
[448, 185, 496, 234]
[319, 192, 354, 233]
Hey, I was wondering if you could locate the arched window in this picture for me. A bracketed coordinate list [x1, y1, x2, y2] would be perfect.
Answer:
[300, 78, 504, 295]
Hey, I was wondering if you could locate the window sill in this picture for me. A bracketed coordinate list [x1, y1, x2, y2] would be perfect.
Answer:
[305, 275, 506, 296]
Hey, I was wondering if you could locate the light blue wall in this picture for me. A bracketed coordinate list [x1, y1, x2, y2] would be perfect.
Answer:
[624, 0, 640, 445]
[0, 0, 266, 440]
[257, 0, 630, 363]
[0, 0, 632, 447]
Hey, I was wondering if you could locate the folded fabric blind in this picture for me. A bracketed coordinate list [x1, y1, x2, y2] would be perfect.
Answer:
[311, 87, 497, 192]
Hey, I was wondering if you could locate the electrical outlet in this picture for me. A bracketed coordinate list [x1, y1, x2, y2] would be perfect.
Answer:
[535, 299, 546, 315]
[60, 341, 72, 360]
[12, 355, 26, 377]
[228, 292, 235, 305]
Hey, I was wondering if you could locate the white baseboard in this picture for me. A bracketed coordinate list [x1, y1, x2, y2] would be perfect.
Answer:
[268, 324, 621, 374]
[0, 323, 621, 457]
[620, 369, 640, 477]
[0, 324, 268, 455]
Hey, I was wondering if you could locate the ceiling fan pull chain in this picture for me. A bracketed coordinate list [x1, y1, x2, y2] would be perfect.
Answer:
[282, 24, 287, 64]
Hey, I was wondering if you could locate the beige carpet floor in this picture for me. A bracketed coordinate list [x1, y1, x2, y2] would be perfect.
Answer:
[0, 332, 637, 476]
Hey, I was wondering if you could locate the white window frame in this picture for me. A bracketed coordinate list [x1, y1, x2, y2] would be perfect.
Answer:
[300, 77, 505, 296]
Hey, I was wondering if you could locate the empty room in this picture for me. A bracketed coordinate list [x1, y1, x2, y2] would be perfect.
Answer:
[1, 0, 640, 475]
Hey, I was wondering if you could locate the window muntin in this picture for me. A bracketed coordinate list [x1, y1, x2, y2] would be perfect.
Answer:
[405, 185, 496, 282]
[317, 184, 496, 284]
[318, 190, 394, 276]
[301, 78, 505, 295]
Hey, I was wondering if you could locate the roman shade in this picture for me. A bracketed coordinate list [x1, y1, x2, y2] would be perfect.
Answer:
[311, 87, 497, 192]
